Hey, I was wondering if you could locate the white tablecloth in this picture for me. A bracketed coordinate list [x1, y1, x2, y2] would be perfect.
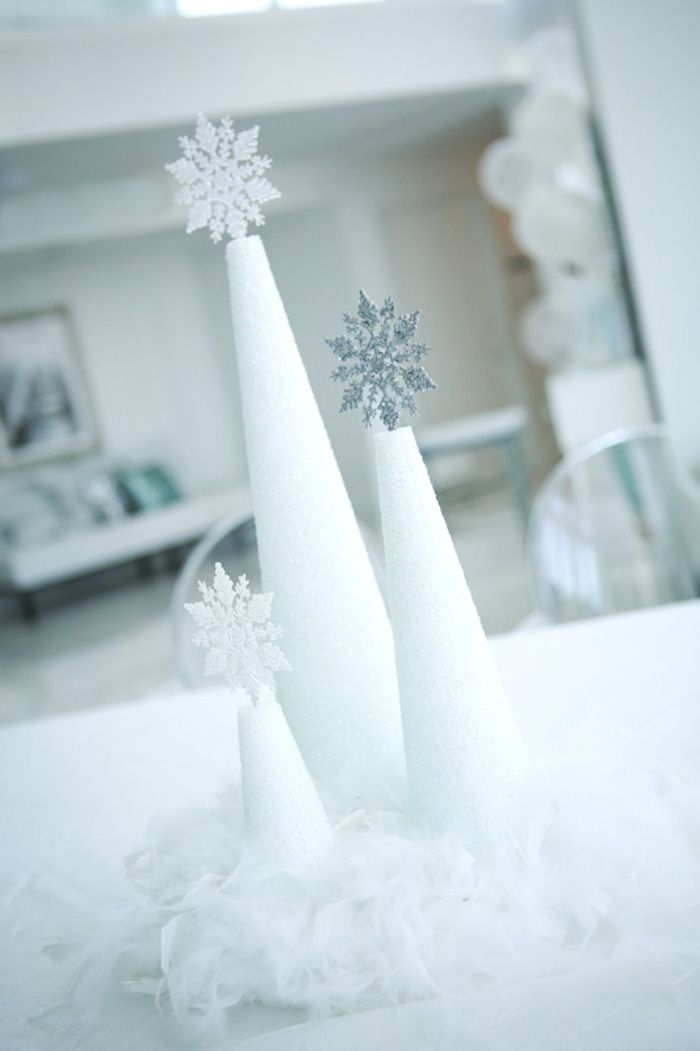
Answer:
[2, 600, 700, 1050]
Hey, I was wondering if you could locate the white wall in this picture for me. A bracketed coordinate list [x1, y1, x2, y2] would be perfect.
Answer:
[268, 143, 556, 507]
[0, 205, 369, 501]
[0, 234, 246, 492]
[341, 145, 556, 478]
[381, 193, 512, 422]
[0, 136, 553, 515]
[576, 0, 700, 472]
[263, 205, 376, 513]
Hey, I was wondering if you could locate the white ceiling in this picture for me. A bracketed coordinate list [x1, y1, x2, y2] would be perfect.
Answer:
[0, 84, 519, 193]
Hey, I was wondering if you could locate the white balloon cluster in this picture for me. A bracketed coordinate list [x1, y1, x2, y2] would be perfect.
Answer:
[479, 29, 632, 372]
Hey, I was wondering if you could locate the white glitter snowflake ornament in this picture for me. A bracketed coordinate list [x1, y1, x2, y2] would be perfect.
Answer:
[185, 563, 290, 698]
[327, 290, 436, 431]
[165, 114, 280, 243]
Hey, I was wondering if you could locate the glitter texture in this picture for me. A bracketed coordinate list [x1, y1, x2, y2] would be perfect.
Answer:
[375, 427, 526, 845]
[185, 564, 289, 696]
[165, 115, 280, 243]
[327, 290, 436, 430]
[226, 236, 404, 808]
[238, 695, 331, 871]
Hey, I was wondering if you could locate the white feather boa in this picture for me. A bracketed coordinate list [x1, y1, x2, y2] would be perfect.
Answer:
[61, 712, 700, 1046]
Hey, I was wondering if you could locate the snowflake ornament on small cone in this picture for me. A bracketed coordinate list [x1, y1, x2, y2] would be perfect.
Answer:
[187, 563, 331, 871]
[186, 566, 289, 695]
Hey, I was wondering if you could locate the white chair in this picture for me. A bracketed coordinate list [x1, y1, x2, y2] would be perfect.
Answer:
[527, 425, 698, 623]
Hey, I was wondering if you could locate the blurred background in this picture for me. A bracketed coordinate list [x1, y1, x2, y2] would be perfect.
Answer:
[1, 0, 698, 721]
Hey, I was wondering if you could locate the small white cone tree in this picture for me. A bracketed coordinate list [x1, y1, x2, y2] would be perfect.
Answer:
[238, 687, 331, 870]
[328, 292, 526, 847]
[186, 564, 331, 871]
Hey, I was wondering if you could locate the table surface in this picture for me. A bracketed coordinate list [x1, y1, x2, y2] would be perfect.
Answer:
[3, 599, 700, 1050]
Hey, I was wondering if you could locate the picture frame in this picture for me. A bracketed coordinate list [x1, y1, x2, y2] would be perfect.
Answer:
[0, 307, 97, 468]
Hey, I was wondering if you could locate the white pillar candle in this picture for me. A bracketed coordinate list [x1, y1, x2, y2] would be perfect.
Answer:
[374, 427, 526, 846]
[238, 689, 332, 871]
[226, 236, 404, 807]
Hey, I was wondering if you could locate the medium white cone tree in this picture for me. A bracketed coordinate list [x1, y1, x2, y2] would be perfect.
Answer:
[328, 292, 526, 846]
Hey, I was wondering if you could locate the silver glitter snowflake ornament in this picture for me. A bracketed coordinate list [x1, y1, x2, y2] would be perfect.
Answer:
[327, 290, 436, 431]
[165, 114, 280, 243]
[185, 564, 290, 699]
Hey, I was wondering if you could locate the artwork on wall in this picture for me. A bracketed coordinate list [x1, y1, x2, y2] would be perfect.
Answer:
[0, 308, 97, 468]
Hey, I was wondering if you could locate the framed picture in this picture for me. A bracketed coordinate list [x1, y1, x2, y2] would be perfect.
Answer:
[0, 308, 97, 468]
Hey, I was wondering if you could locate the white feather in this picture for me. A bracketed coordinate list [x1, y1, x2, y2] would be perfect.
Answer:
[54, 711, 700, 1046]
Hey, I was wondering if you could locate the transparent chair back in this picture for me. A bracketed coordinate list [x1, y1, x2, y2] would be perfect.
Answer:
[528, 425, 698, 623]
[171, 511, 387, 689]
[171, 511, 261, 689]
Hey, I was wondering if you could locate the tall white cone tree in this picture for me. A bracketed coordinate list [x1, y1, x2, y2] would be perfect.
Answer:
[167, 118, 404, 807]
[186, 565, 331, 871]
[328, 292, 526, 846]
